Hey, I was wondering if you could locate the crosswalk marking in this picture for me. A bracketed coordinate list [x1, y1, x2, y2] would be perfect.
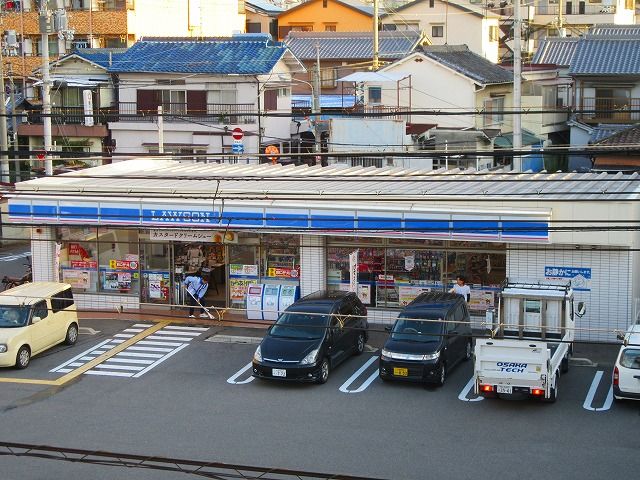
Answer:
[0, 251, 31, 262]
[50, 324, 208, 378]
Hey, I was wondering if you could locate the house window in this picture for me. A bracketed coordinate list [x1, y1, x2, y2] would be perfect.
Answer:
[483, 96, 505, 126]
[325, 24, 337, 31]
[291, 25, 313, 32]
[429, 0, 435, 7]
[368, 86, 382, 104]
[50, 87, 83, 107]
[489, 25, 499, 42]
[161, 90, 186, 115]
[207, 84, 237, 106]
[382, 24, 397, 31]
[432, 25, 444, 38]
[321, 67, 337, 88]
[278, 88, 290, 98]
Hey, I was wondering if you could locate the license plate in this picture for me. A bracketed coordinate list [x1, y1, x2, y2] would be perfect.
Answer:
[272, 368, 286, 378]
[497, 385, 512, 394]
[393, 367, 408, 377]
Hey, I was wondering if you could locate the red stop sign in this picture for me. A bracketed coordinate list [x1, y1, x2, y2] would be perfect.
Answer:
[231, 128, 243, 140]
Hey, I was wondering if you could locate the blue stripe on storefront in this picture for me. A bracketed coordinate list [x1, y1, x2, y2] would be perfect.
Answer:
[502, 221, 549, 238]
[32, 205, 57, 219]
[141, 209, 219, 226]
[8, 203, 31, 217]
[310, 215, 355, 230]
[221, 210, 264, 226]
[101, 207, 141, 223]
[265, 212, 309, 228]
[358, 216, 402, 230]
[404, 218, 450, 235]
[452, 220, 499, 236]
[59, 206, 99, 221]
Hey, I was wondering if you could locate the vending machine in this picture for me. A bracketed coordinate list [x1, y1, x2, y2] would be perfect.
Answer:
[262, 284, 281, 321]
[279, 285, 300, 313]
[246, 284, 264, 320]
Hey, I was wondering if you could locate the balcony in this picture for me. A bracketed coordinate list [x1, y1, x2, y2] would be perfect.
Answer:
[117, 102, 258, 124]
[535, 4, 616, 15]
[355, 105, 412, 123]
[577, 97, 640, 123]
[27, 106, 117, 125]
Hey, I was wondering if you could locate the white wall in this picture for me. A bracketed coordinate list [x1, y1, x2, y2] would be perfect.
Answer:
[507, 245, 633, 341]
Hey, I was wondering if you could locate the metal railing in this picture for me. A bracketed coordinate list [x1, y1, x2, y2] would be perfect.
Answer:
[535, 4, 616, 15]
[117, 102, 258, 124]
[26, 106, 117, 125]
[577, 97, 640, 123]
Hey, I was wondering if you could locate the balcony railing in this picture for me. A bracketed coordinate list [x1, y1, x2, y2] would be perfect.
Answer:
[27, 106, 117, 125]
[118, 102, 257, 124]
[4, 0, 131, 12]
[535, 4, 616, 15]
[577, 97, 640, 123]
[358, 105, 412, 123]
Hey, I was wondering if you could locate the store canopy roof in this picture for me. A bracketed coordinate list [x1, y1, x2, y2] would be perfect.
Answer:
[338, 72, 410, 82]
[11, 159, 640, 202]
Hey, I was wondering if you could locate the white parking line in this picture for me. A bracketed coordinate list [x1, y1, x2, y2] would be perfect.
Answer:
[132, 344, 189, 378]
[107, 357, 155, 365]
[583, 370, 614, 412]
[49, 339, 113, 373]
[339, 356, 378, 393]
[458, 377, 484, 402]
[227, 362, 256, 384]
[136, 340, 183, 347]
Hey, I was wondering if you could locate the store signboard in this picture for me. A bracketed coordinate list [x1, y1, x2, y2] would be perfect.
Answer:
[62, 269, 91, 289]
[267, 267, 299, 278]
[149, 229, 238, 243]
[399, 286, 431, 306]
[349, 250, 358, 293]
[544, 266, 591, 291]
[70, 260, 97, 269]
[230, 264, 258, 277]
[109, 260, 139, 270]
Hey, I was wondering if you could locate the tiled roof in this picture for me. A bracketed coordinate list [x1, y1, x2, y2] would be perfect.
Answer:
[285, 31, 422, 60]
[380, 0, 497, 18]
[531, 37, 579, 67]
[569, 36, 640, 75]
[595, 124, 640, 146]
[246, 0, 283, 13]
[108, 36, 288, 75]
[588, 24, 640, 36]
[419, 45, 512, 85]
[589, 124, 635, 144]
[71, 48, 128, 69]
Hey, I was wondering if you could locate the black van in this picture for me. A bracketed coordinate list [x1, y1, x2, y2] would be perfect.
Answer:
[379, 292, 472, 387]
[252, 291, 368, 384]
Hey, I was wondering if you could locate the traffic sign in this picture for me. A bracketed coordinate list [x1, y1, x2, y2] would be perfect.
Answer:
[265, 145, 279, 163]
[231, 127, 244, 140]
[232, 143, 244, 154]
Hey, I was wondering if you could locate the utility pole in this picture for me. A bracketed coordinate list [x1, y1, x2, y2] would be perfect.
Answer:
[373, 0, 379, 70]
[0, 40, 8, 184]
[512, 0, 522, 172]
[39, 0, 73, 176]
[157, 106, 164, 154]
[313, 44, 321, 165]
[558, 0, 565, 37]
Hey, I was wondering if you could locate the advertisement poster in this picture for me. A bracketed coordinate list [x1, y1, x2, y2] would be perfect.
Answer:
[544, 266, 592, 291]
[229, 264, 258, 277]
[338, 283, 372, 305]
[469, 290, 495, 311]
[404, 255, 415, 271]
[109, 259, 139, 270]
[349, 250, 358, 293]
[148, 273, 163, 299]
[399, 286, 431, 306]
[62, 269, 91, 289]
[71, 260, 97, 269]
[104, 272, 132, 290]
[230, 279, 253, 301]
[267, 267, 300, 278]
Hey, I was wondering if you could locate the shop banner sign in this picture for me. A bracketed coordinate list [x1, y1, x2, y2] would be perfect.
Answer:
[349, 250, 358, 293]
[70, 260, 97, 269]
[62, 269, 91, 289]
[544, 266, 592, 291]
[230, 264, 259, 277]
[109, 260, 139, 270]
[268, 267, 300, 278]
[150, 229, 238, 243]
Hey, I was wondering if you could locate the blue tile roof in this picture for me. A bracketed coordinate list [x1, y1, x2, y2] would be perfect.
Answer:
[569, 37, 640, 75]
[246, 0, 283, 13]
[108, 37, 289, 75]
[532, 37, 579, 67]
[71, 48, 128, 69]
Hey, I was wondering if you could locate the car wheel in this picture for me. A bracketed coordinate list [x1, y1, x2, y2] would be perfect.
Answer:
[436, 363, 446, 387]
[464, 341, 472, 361]
[15, 346, 31, 369]
[316, 358, 330, 384]
[561, 354, 569, 374]
[65, 323, 79, 346]
[354, 332, 365, 356]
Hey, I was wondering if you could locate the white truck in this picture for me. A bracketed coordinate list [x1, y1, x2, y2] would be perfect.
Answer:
[474, 280, 586, 402]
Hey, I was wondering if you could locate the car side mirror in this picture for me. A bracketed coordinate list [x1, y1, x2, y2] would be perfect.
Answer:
[576, 302, 586, 318]
[384, 325, 392, 332]
[616, 331, 625, 341]
[32, 316, 42, 324]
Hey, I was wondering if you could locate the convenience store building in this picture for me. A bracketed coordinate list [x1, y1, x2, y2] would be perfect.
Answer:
[7, 160, 640, 341]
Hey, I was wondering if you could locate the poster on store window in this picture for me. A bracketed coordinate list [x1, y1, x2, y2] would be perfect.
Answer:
[103, 271, 132, 290]
[230, 279, 253, 302]
[404, 255, 415, 271]
[62, 269, 91, 289]
[148, 273, 164, 299]
[338, 283, 371, 305]
[399, 286, 431, 306]
[469, 290, 495, 311]
[230, 264, 258, 277]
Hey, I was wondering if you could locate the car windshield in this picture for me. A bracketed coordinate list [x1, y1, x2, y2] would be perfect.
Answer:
[0, 305, 30, 328]
[270, 311, 329, 340]
[391, 315, 443, 343]
[620, 348, 640, 370]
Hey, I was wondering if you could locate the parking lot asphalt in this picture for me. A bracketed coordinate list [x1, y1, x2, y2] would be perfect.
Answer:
[0, 318, 639, 480]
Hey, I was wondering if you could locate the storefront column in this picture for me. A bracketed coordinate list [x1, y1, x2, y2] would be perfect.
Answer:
[31, 226, 57, 282]
[300, 235, 326, 296]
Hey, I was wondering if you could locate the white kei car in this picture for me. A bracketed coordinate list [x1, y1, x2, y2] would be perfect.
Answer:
[613, 325, 640, 401]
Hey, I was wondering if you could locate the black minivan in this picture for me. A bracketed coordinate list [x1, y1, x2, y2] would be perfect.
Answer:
[252, 291, 368, 384]
[379, 292, 472, 386]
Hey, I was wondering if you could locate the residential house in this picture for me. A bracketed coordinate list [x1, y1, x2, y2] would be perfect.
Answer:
[379, 0, 501, 63]
[591, 124, 640, 172]
[106, 35, 305, 158]
[18, 48, 126, 168]
[1, 0, 248, 82]
[285, 30, 424, 101]
[276, 0, 377, 39]
[245, 0, 283, 37]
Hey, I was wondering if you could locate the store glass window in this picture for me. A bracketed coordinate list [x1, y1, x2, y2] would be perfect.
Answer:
[97, 228, 140, 295]
[384, 249, 444, 307]
[139, 230, 171, 305]
[262, 234, 300, 283]
[327, 247, 383, 307]
[174, 241, 226, 307]
[58, 227, 99, 293]
[228, 234, 260, 309]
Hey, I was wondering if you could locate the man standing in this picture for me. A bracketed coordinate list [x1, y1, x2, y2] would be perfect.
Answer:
[184, 273, 209, 318]
[449, 275, 471, 302]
